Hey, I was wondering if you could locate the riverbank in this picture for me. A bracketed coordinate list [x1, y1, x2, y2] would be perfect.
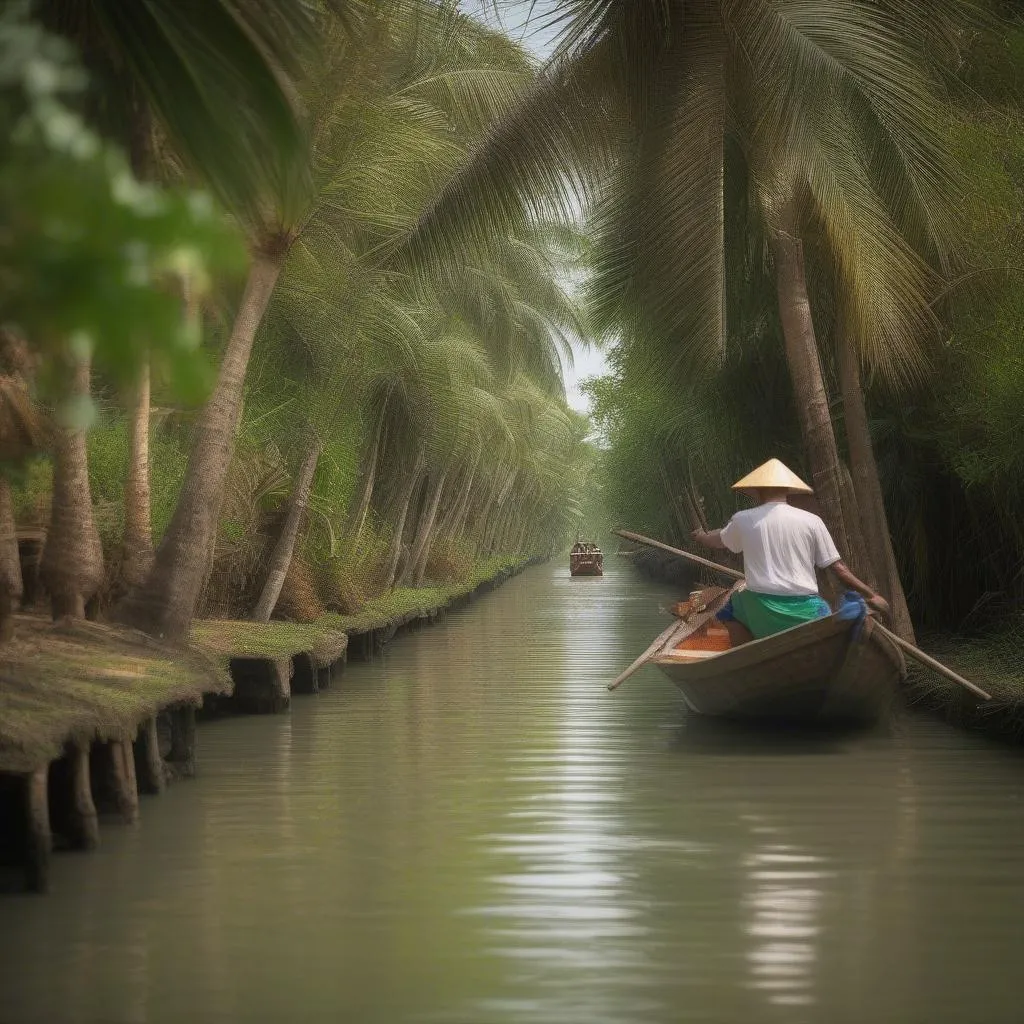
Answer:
[904, 629, 1024, 744]
[0, 555, 537, 893]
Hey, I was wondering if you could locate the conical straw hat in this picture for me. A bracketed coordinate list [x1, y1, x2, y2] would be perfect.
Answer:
[732, 458, 812, 494]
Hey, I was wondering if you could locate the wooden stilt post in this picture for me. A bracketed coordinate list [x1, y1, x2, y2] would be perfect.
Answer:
[136, 717, 165, 795]
[25, 765, 51, 892]
[109, 738, 139, 824]
[69, 740, 99, 850]
[168, 705, 196, 778]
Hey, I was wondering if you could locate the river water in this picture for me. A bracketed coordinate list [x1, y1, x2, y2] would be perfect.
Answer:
[3, 558, 1024, 1024]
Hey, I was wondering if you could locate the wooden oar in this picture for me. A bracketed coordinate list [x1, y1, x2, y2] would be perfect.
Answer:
[607, 618, 690, 692]
[614, 529, 743, 580]
[608, 585, 739, 692]
[872, 623, 992, 701]
[614, 528, 993, 702]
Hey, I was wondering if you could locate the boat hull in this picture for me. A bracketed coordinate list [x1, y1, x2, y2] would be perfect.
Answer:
[569, 554, 604, 576]
[655, 615, 903, 725]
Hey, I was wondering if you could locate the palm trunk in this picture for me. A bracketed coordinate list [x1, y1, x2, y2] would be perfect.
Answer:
[476, 471, 509, 554]
[119, 251, 285, 640]
[384, 449, 425, 589]
[252, 437, 321, 622]
[344, 401, 387, 550]
[118, 97, 158, 590]
[839, 332, 916, 641]
[484, 472, 516, 553]
[838, 458, 874, 585]
[446, 458, 481, 544]
[41, 352, 103, 619]
[516, 519, 529, 555]
[121, 362, 153, 587]
[0, 477, 21, 640]
[497, 498, 520, 553]
[406, 469, 448, 587]
[447, 454, 479, 540]
[682, 0, 726, 353]
[511, 499, 532, 554]
[771, 205, 852, 560]
[436, 457, 473, 538]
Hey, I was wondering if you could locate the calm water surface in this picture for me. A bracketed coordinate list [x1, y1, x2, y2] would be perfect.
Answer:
[3, 558, 1024, 1024]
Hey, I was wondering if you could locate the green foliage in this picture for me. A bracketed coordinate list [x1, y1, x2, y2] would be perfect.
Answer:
[9, 455, 51, 526]
[582, 331, 803, 546]
[191, 555, 527, 657]
[0, 5, 245, 398]
[2, 1, 597, 633]
[865, 48, 1024, 630]
[85, 408, 188, 548]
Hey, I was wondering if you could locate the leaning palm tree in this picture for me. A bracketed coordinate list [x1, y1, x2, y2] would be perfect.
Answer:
[238, 178, 582, 613]
[31, 0, 316, 598]
[118, 2, 544, 639]
[404, 0, 966, 634]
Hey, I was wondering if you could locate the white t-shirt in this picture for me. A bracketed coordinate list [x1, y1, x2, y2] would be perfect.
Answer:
[719, 501, 841, 596]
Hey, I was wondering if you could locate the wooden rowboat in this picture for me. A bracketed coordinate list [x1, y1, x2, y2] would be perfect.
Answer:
[653, 606, 905, 726]
[569, 546, 604, 577]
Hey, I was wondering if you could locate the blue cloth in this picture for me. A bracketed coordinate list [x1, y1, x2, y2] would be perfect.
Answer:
[835, 590, 868, 640]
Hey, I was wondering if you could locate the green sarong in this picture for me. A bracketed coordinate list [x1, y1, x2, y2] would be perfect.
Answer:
[717, 589, 831, 639]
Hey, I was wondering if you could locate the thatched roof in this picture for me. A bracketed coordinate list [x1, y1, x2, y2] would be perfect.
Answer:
[0, 616, 231, 774]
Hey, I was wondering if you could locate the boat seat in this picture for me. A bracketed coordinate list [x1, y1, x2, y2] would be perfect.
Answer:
[674, 622, 732, 654]
[664, 649, 721, 661]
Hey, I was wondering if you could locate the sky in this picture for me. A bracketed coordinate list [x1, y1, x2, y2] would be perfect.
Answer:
[460, 1, 609, 413]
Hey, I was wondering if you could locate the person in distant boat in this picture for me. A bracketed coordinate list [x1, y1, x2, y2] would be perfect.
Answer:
[690, 458, 890, 645]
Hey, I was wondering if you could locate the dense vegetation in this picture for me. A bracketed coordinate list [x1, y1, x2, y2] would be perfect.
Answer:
[0, 1, 595, 639]
[3, 0, 1023, 659]
[574, 1, 1024, 645]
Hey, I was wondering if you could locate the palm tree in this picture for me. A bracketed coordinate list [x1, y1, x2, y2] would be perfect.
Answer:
[404, 0, 964, 633]
[31, 0, 313, 600]
[239, 190, 581, 611]
[40, 350, 104, 618]
[0, 330, 45, 636]
[118, 2, 544, 639]
[252, 431, 322, 621]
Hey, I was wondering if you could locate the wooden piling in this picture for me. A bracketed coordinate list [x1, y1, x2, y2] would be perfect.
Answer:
[291, 652, 319, 696]
[109, 737, 139, 824]
[227, 657, 292, 712]
[167, 705, 197, 778]
[135, 716, 165, 795]
[25, 765, 51, 892]
[69, 740, 99, 849]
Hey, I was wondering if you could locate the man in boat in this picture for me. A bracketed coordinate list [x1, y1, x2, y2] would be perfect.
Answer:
[690, 458, 890, 645]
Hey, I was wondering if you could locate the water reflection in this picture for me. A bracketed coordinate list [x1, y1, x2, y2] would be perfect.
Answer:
[470, 561, 652, 1023]
[743, 843, 825, 1010]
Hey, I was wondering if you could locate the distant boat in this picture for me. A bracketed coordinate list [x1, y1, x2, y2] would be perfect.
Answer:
[651, 589, 904, 725]
[569, 543, 604, 577]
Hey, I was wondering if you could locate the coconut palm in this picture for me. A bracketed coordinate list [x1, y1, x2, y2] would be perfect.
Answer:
[401, 0, 967, 637]
[232, 172, 581, 616]
[3, 6, 249, 618]
[39, 350, 105, 618]
[118, 2, 546, 639]
[23, 0, 315, 602]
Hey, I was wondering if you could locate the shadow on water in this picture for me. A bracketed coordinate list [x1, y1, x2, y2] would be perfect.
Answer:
[665, 708, 895, 757]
